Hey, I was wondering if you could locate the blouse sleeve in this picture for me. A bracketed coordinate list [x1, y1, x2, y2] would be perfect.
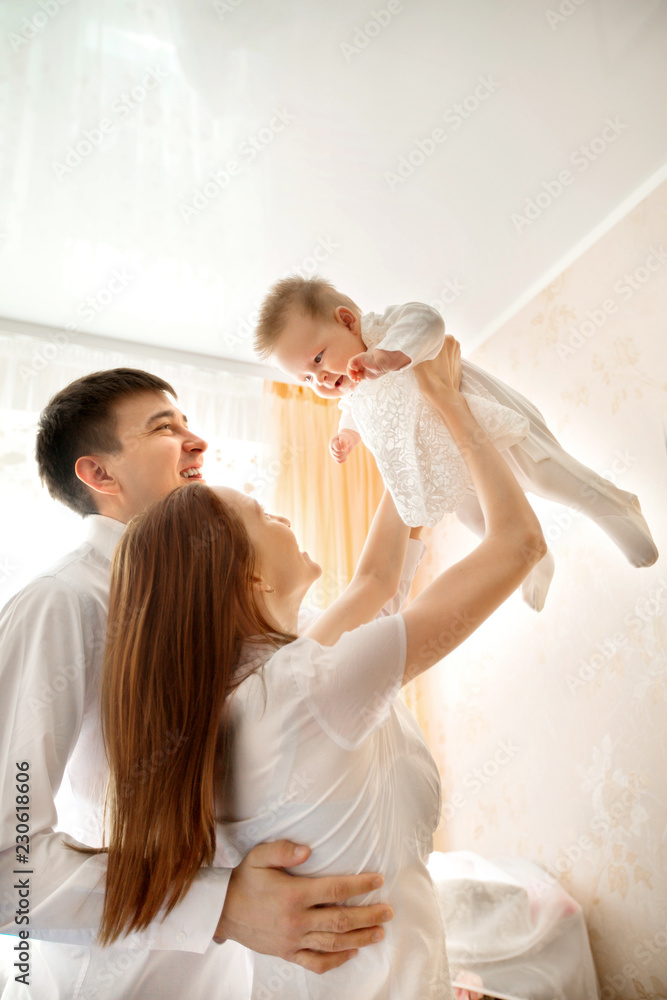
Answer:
[377, 302, 445, 366]
[337, 396, 359, 434]
[376, 538, 425, 617]
[285, 614, 406, 751]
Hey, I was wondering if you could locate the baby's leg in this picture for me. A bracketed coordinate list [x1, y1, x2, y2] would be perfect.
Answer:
[456, 491, 555, 612]
[505, 445, 658, 567]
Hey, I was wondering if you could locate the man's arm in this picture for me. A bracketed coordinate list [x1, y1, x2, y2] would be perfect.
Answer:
[0, 576, 391, 969]
[0, 576, 228, 952]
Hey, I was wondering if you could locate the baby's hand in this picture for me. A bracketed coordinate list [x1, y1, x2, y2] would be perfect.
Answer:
[347, 348, 411, 382]
[329, 429, 361, 464]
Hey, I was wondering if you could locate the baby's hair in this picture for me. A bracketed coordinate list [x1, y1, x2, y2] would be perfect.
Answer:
[254, 276, 361, 360]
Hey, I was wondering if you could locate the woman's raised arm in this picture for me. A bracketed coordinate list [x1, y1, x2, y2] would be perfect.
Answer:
[401, 337, 546, 684]
[304, 488, 412, 646]
[306, 342, 458, 647]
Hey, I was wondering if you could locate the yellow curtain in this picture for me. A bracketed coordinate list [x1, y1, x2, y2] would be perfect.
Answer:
[262, 381, 384, 607]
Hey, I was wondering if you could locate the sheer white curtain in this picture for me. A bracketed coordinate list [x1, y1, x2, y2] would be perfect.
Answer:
[0, 328, 265, 607]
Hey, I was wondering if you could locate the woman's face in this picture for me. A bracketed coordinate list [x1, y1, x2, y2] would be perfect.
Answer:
[214, 487, 321, 601]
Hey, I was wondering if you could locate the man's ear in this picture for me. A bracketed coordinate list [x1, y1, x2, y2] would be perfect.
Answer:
[335, 306, 360, 335]
[74, 456, 121, 497]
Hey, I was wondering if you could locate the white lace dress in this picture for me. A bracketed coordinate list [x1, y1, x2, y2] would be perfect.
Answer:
[338, 304, 530, 527]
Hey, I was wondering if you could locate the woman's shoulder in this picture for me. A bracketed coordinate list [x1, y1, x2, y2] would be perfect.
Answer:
[232, 617, 406, 749]
[237, 615, 405, 684]
[231, 635, 328, 726]
[264, 634, 329, 677]
[234, 634, 322, 685]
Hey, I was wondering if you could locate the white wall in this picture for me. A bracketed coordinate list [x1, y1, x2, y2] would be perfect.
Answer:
[409, 180, 667, 997]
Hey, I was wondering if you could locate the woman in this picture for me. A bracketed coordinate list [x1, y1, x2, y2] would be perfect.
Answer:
[96, 339, 546, 998]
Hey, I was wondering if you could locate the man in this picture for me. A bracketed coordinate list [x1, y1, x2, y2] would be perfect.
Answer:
[0, 369, 392, 998]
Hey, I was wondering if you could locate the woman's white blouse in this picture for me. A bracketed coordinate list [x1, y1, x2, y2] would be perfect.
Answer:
[216, 606, 452, 999]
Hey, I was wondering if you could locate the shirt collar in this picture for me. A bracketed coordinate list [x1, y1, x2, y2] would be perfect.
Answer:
[84, 514, 127, 562]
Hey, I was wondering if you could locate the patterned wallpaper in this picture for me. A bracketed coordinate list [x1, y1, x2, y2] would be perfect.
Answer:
[406, 181, 667, 998]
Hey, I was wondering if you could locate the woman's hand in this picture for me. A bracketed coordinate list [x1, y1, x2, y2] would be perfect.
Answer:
[413, 335, 463, 400]
[401, 334, 546, 684]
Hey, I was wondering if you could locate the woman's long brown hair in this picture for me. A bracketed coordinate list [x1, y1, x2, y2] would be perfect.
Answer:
[79, 484, 294, 945]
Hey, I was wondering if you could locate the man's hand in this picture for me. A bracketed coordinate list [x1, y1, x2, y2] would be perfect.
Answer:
[329, 429, 361, 463]
[413, 335, 462, 400]
[347, 348, 411, 382]
[214, 840, 393, 975]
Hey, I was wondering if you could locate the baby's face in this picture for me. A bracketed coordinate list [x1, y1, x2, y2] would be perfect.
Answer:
[272, 306, 363, 397]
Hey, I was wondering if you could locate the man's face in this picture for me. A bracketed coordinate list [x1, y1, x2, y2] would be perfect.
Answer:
[272, 307, 363, 397]
[96, 391, 207, 516]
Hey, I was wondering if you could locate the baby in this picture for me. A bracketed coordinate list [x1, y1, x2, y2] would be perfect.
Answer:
[254, 276, 658, 611]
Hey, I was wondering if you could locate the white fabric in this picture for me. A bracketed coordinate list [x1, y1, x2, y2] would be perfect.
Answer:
[337, 303, 636, 532]
[0, 331, 264, 440]
[215, 540, 453, 1000]
[0, 515, 238, 998]
[338, 304, 530, 526]
[428, 851, 600, 1000]
[0, 939, 252, 1000]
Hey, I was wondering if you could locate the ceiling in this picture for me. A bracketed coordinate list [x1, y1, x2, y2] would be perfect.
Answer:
[1, 0, 666, 380]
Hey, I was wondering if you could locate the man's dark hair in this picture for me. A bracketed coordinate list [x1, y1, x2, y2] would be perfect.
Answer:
[36, 368, 176, 518]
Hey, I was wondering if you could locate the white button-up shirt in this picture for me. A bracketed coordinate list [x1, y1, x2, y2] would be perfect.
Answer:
[0, 515, 244, 999]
